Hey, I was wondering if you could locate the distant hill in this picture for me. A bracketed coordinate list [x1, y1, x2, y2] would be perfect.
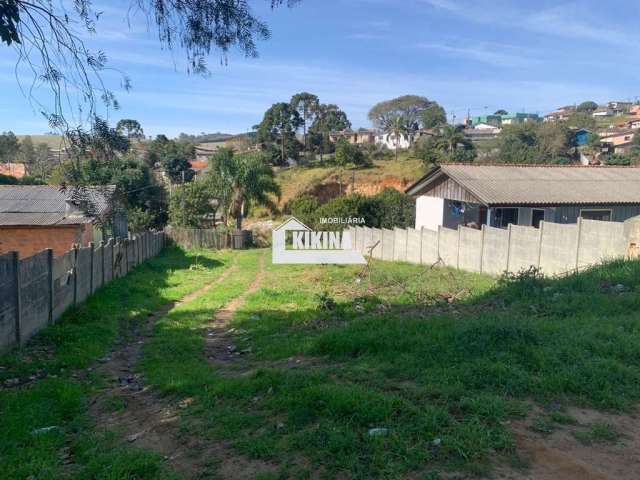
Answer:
[16, 135, 67, 150]
[176, 132, 235, 143]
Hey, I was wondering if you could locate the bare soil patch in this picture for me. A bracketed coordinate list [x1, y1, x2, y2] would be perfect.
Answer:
[494, 406, 640, 480]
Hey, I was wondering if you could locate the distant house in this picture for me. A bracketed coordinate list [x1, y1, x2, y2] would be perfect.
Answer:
[0, 186, 126, 257]
[471, 112, 540, 126]
[608, 101, 633, 115]
[375, 131, 412, 150]
[329, 130, 377, 145]
[575, 128, 591, 146]
[464, 123, 501, 142]
[629, 105, 640, 116]
[406, 164, 640, 231]
[544, 105, 576, 122]
[599, 129, 635, 154]
[592, 107, 613, 117]
[0, 163, 26, 179]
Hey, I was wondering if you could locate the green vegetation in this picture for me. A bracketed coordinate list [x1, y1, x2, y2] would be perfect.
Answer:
[0, 247, 233, 479]
[287, 187, 415, 229]
[573, 422, 621, 445]
[4, 247, 640, 478]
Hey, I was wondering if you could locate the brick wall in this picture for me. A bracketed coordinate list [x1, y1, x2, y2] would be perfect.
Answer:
[0, 225, 91, 257]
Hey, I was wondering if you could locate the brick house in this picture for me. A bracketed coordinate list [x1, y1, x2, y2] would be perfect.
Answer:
[0, 185, 127, 257]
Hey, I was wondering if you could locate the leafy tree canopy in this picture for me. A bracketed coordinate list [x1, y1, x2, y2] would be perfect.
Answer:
[494, 109, 508, 115]
[255, 102, 303, 165]
[0, 0, 300, 127]
[577, 101, 598, 113]
[368, 95, 438, 130]
[146, 135, 195, 183]
[421, 103, 447, 129]
[116, 119, 144, 139]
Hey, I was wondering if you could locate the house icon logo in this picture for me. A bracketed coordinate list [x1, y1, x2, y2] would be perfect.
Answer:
[272, 217, 367, 264]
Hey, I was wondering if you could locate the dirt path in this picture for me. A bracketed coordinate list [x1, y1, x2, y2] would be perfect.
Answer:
[494, 406, 640, 480]
[89, 255, 271, 480]
[204, 254, 265, 364]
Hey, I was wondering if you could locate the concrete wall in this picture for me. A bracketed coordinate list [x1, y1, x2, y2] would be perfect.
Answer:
[353, 217, 637, 278]
[0, 231, 166, 353]
[393, 228, 408, 261]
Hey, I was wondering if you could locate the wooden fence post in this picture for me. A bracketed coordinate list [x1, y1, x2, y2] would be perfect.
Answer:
[46, 249, 54, 324]
[12, 251, 21, 345]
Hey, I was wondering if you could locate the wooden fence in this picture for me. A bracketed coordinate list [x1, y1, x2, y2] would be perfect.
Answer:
[0, 231, 166, 353]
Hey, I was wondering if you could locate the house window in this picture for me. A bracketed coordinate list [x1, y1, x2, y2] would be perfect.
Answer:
[531, 209, 545, 228]
[580, 209, 612, 221]
[493, 208, 519, 228]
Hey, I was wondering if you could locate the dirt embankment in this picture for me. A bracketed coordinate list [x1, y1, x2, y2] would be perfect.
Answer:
[308, 175, 411, 203]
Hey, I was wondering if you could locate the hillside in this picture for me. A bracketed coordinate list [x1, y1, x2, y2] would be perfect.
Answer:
[275, 154, 426, 207]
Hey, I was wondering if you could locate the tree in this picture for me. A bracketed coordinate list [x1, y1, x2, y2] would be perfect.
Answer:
[208, 148, 280, 229]
[368, 95, 434, 132]
[494, 109, 508, 115]
[334, 139, 369, 167]
[168, 180, 216, 228]
[1, 1, 301, 128]
[566, 111, 597, 130]
[370, 188, 415, 229]
[414, 126, 475, 166]
[309, 104, 351, 161]
[497, 122, 575, 164]
[0, 131, 20, 163]
[290, 92, 319, 159]
[577, 101, 598, 113]
[146, 135, 195, 183]
[421, 103, 447, 129]
[116, 119, 144, 139]
[18, 135, 35, 165]
[256, 102, 303, 165]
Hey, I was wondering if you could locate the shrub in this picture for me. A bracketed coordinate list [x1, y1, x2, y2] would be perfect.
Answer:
[284, 193, 320, 227]
[168, 181, 215, 228]
[334, 139, 371, 167]
[371, 188, 415, 229]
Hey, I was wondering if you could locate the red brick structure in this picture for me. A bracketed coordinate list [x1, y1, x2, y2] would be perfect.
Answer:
[0, 224, 94, 257]
[0, 185, 126, 258]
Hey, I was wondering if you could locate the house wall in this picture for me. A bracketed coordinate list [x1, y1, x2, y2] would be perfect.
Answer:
[415, 196, 444, 230]
[553, 205, 640, 224]
[0, 224, 93, 258]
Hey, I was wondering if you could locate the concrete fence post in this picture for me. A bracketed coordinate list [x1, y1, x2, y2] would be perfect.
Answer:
[456, 226, 462, 269]
[12, 251, 21, 345]
[73, 245, 79, 306]
[419, 227, 425, 264]
[46, 249, 54, 324]
[575, 217, 583, 271]
[436, 226, 442, 262]
[537, 221, 545, 269]
[479, 225, 486, 273]
[89, 242, 94, 294]
[506, 224, 513, 273]
[100, 240, 105, 286]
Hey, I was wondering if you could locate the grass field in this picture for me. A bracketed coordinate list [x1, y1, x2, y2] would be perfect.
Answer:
[3, 247, 640, 479]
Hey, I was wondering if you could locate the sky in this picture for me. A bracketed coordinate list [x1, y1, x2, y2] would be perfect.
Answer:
[1, 0, 640, 137]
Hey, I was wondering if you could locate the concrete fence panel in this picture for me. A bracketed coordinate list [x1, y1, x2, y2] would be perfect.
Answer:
[369, 228, 383, 259]
[18, 250, 51, 343]
[362, 227, 374, 255]
[539, 221, 578, 275]
[578, 219, 626, 268]
[1, 231, 166, 353]
[481, 226, 509, 275]
[507, 225, 541, 272]
[393, 228, 408, 262]
[420, 228, 439, 265]
[103, 240, 113, 283]
[406, 228, 422, 264]
[0, 252, 19, 351]
[458, 227, 483, 272]
[438, 227, 459, 267]
[76, 247, 92, 303]
[92, 244, 104, 292]
[53, 250, 75, 322]
[382, 229, 395, 261]
[355, 227, 365, 253]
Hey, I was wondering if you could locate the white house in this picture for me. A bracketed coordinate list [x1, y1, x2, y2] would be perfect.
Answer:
[375, 132, 412, 150]
[405, 164, 640, 231]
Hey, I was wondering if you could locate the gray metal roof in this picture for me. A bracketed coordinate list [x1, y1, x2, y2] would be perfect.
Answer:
[406, 165, 640, 206]
[0, 185, 114, 226]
